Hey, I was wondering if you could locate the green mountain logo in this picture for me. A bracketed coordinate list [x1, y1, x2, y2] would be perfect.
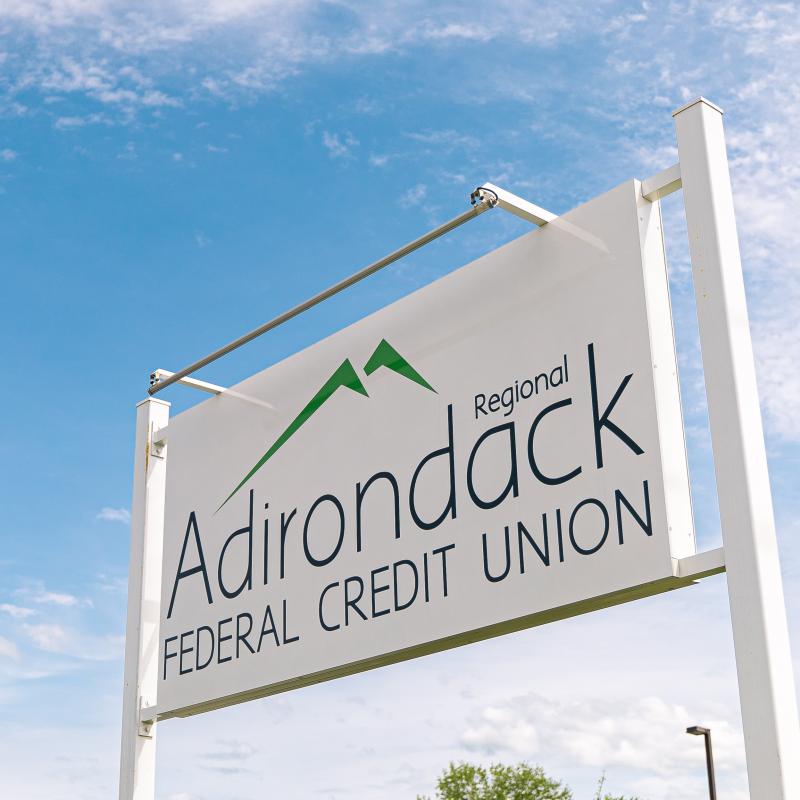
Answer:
[218, 339, 436, 510]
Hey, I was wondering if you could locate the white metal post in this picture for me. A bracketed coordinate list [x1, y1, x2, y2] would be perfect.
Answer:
[673, 97, 800, 797]
[119, 398, 170, 800]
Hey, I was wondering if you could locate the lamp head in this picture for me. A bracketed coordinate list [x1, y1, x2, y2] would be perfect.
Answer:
[686, 725, 710, 736]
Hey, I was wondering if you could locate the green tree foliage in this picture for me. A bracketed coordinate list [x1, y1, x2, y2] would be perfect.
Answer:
[593, 772, 642, 800]
[417, 761, 572, 800]
[417, 762, 643, 800]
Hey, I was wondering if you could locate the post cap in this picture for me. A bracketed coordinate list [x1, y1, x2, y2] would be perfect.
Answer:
[672, 97, 724, 117]
[136, 397, 171, 409]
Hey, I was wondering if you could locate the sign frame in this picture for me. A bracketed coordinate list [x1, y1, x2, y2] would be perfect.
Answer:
[118, 98, 800, 800]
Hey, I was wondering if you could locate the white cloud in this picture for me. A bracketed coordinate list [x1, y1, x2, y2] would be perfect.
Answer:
[94, 573, 126, 594]
[406, 129, 479, 151]
[462, 704, 539, 755]
[0, 1, 584, 126]
[0, 603, 35, 619]
[419, 22, 492, 42]
[0, 148, 17, 161]
[200, 739, 257, 774]
[26, 55, 174, 110]
[140, 89, 180, 107]
[53, 112, 109, 129]
[117, 140, 136, 160]
[20, 623, 123, 660]
[700, 10, 800, 444]
[399, 183, 427, 208]
[54, 115, 86, 129]
[12, 582, 91, 609]
[32, 590, 80, 606]
[21, 623, 71, 652]
[0, 635, 19, 660]
[460, 693, 745, 799]
[354, 96, 380, 115]
[368, 153, 390, 167]
[96, 506, 130, 523]
[721, 84, 800, 441]
[536, 0, 800, 446]
[321, 130, 358, 159]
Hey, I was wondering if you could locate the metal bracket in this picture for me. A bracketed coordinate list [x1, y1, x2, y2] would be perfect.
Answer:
[642, 162, 682, 202]
[672, 546, 726, 582]
[150, 423, 168, 458]
[138, 698, 155, 738]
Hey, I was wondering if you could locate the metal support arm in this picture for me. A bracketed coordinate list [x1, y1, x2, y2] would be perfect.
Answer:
[148, 184, 556, 396]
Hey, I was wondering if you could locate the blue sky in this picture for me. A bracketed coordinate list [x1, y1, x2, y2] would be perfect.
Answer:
[1, 1, 799, 798]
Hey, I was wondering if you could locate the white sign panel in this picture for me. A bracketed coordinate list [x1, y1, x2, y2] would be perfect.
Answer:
[156, 179, 694, 718]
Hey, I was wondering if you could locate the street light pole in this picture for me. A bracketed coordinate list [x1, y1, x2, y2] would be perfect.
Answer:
[687, 726, 717, 800]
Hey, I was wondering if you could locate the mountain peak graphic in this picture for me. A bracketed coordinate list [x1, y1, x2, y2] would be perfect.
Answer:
[364, 338, 437, 393]
[217, 340, 434, 511]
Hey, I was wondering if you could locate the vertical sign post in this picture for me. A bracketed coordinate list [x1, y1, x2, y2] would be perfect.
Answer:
[674, 97, 800, 798]
[119, 398, 170, 800]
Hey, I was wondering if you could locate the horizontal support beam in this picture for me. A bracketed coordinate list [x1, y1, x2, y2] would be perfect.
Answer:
[478, 183, 557, 226]
[642, 162, 682, 202]
[673, 546, 726, 580]
[150, 369, 227, 396]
